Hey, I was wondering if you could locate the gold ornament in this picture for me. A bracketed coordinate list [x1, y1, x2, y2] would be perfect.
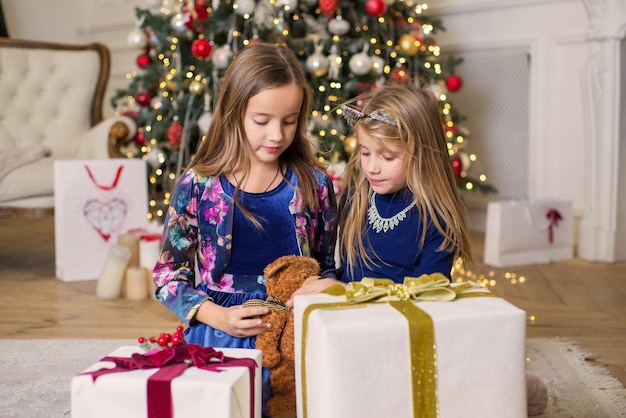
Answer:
[165, 72, 177, 90]
[344, 135, 357, 154]
[189, 79, 204, 95]
[398, 34, 419, 57]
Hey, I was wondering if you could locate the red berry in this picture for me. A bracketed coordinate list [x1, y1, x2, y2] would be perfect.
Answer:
[176, 325, 184, 333]
[171, 334, 183, 346]
[157, 336, 169, 347]
[137, 337, 146, 344]
[149, 336, 157, 343]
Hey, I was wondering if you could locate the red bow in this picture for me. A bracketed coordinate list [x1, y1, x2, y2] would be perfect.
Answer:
[545, 208, 563, 243]
[83, 344, 257, 418]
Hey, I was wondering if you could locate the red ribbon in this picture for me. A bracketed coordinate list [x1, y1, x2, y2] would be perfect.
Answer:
[82, 344, 258, 418]
[85, 165, 124, 190]
[545, 208, 563, 244]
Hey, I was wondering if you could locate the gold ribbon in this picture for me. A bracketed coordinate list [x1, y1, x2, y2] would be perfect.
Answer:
[300, 275, 496, 418]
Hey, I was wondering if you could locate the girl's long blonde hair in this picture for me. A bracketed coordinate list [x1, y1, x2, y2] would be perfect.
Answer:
[340, 82, 473, 275]
[187, 43, 325, 222]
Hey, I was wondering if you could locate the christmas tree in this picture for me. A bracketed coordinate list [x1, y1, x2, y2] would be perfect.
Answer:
[112, 0, 495, 221]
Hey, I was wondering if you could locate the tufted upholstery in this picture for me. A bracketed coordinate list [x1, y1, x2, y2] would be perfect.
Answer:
[0, 37, 136, 217]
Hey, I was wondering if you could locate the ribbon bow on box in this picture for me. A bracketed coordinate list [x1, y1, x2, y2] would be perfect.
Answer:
[545, 208, 563, 244]
[82, 344, 257, 418]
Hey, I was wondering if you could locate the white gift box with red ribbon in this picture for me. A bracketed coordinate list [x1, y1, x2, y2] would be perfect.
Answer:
[71, 346, 262, 418]
[483, 199, 574, 267]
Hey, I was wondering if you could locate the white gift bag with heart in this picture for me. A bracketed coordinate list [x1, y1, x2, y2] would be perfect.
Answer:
[54, 159, 149, 281]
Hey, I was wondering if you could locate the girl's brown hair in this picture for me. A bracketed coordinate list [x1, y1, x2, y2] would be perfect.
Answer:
[340, 82, 473, 275]
[187, 43, 325, 224]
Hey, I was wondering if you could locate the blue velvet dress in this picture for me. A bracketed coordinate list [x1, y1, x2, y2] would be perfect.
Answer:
[183, 175, 300, 416]
[340, 188, 454, 283]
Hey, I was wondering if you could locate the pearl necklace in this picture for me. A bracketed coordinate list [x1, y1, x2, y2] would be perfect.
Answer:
[367, 193, 416, 233]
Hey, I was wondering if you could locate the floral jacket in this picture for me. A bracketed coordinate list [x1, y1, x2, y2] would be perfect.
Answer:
[153, 167, 338, 324]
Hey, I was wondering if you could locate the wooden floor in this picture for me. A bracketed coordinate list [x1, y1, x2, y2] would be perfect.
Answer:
[1, 216, 625, 387]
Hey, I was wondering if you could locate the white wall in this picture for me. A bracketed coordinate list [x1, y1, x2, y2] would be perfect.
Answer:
[3, 0, 626, 262]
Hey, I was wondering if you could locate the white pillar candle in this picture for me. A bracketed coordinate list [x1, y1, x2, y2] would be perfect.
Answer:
[139, 234, 161, 271]
[125, 266, 149, 301]
[118, 233, 140, 267]
[96, 245, 131, 299]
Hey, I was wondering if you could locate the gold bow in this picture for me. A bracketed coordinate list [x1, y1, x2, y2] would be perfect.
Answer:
[345, 273, 456, 303]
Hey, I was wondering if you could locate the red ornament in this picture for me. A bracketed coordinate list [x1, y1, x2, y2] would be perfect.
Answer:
[134, 91, 153, 107]
[445, 125, 459, 135]
[365, 0, 387, 16]
[319, 0, 338, 17]
[184, 0, 209, 32]
[168, 120, 184, 148]
[191, 38, 212, 59]
[134, 128, 146, 146]
[247, 37, 263, 46]
[390, 66, 409, 83]
[451, 153, 463, 179]
[136, 53, 153, 69]
[446, 75, 463, 92]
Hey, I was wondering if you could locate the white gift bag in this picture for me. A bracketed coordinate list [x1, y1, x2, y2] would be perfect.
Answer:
[483, 199, 573, 267]
[54, 159, 149, 281]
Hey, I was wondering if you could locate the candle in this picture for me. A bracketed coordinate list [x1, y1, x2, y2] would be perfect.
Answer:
[125, 266, 149, 301]
[118, 233, 140, 267]
[96, 245, 131, 299]
[139, 234, 161, 271]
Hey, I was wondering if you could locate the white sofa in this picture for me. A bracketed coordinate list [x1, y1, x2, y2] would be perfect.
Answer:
[0, 37, 136, 217]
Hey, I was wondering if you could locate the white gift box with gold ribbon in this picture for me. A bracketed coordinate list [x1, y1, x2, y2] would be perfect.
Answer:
[294, 276, 527, 418]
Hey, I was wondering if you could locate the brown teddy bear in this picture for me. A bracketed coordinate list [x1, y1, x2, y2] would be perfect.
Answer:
[244, 255, 321, 418]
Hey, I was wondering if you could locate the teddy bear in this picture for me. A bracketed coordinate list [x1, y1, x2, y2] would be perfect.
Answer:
[245, 255, 321, 418]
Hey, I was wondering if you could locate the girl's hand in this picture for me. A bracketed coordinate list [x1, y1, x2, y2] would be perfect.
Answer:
[197, 301, 271, 337]
[285, 278, 346, 308]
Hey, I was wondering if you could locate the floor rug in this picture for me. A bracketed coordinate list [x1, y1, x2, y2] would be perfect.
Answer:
[0, 338, 624, 417]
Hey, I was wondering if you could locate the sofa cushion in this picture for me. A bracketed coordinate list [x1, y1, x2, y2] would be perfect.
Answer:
[0, 47, 102, 156]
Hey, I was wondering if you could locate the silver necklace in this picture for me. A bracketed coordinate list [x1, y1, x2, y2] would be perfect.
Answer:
[367, 193, 416, 233]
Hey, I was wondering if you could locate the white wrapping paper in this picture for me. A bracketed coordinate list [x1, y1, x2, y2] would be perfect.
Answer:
[71, 346, 262, 418]
[294, 288, 527, 418]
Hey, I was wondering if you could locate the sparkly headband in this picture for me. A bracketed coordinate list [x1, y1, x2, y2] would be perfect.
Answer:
[341, 105, 397, 127]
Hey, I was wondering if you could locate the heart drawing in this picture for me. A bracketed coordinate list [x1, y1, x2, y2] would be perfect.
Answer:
[83, 198, 128, 241]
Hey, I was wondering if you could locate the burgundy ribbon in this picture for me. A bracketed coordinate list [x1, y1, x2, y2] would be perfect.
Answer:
[85, 165, 124, 190]
[82, 344, 258, 418]
[545, 208, 563, 243]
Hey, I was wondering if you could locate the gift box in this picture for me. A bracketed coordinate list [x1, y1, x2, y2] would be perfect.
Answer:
[71, 346, 262, 418]
[294, 277, 528, 418]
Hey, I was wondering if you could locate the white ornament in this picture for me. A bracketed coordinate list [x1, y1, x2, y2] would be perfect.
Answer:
[170, 13, 188, 33]
[370, 55, 385, 75]
[276, 0, 298, 10]
[306, 51, 329, 78]
[197, 111, 214, 133]
[127, 28, 148, 49]
[328, 16, 350, 36]
[146, 147, 165, 168]
[212, 45, 233, 70]
[234, 0, 255, 15]
[349, 51, 372, 76]
[327, 45, 342, 80]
